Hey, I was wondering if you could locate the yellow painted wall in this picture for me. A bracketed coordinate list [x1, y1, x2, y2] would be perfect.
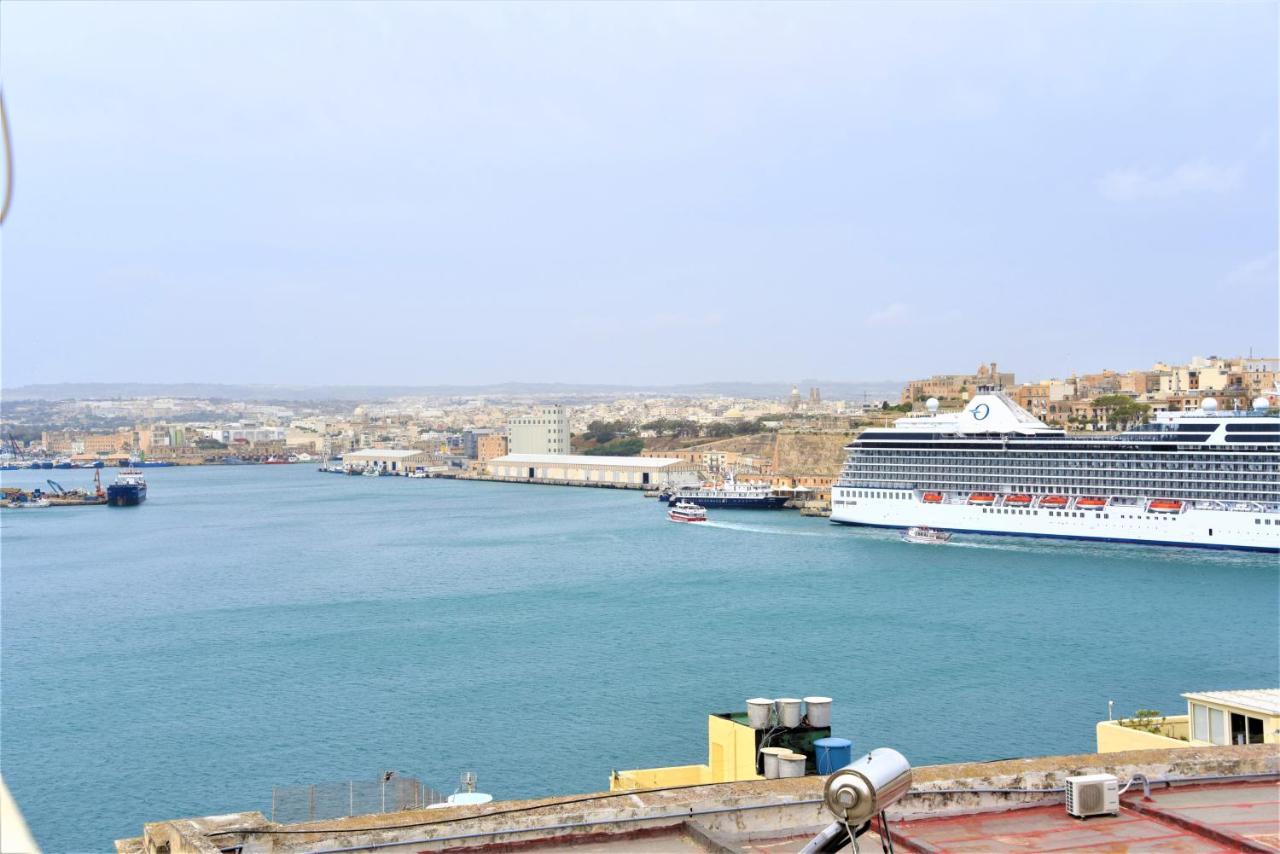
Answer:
[610, 716, 764, 791]
[1096, 717, 1197, 753]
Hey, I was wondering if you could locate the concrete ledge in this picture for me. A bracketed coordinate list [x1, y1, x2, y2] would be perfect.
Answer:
[117, 745, 1280, 854]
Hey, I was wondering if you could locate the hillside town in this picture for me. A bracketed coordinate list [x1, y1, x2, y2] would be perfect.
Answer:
[3, 356, 1276, 499]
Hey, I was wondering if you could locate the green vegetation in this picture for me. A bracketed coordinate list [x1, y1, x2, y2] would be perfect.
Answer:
[1093, 394, 1151, 428]
[582, 437, 644, 456]
[1119, 708, 1168, 734]
[880, 401, 912, 413]
[583, 420, 631, 444]
[194, 438, 227, 449]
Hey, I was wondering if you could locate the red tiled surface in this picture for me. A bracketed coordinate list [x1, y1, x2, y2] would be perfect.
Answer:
[888, 781, 1280, 853]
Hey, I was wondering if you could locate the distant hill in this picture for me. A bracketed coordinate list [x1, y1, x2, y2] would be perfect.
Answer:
[2, 379, 904, 402]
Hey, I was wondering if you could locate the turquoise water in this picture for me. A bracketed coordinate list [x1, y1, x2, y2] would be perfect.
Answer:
[1, 465, 1276, 852]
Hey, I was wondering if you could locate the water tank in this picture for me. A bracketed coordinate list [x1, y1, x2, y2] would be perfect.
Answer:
[823, 748, 913, 824]
[814, 737, 853, 774]
[747, 698, 774, 729]
[760, 746, 790, 779]
[777, 752, 806, 778]
[804, 696, 832, 728]
[775, 698, 802, 728]
[447, 792, 493, 806]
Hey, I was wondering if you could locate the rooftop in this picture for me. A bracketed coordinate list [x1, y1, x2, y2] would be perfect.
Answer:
[118, 744, 1280, 854]
[492, 453, 687, 467]
[342, 448, 424, 458]
[1183, 689, 1280, 717]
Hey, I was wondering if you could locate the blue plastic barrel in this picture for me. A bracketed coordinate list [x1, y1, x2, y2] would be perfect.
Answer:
[815, 737, 853, 774]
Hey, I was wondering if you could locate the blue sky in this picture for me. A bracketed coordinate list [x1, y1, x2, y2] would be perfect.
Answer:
[1, 1, 1275, 388]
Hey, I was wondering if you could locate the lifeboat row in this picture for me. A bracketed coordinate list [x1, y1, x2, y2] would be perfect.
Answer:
[913, 492, 1186, 513]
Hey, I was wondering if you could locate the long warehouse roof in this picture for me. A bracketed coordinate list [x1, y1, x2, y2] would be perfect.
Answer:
[492, 453, 688, 467]
[343, 449, 425, 458]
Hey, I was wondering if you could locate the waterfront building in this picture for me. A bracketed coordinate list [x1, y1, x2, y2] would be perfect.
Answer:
[485, 453, 698, 487]
[475, 433, 508, 462]
[462, 428, 503, 460]
[507, 405, 570, 455]
[341, 448, 433, 473]
[1097, 688, 1280, 753]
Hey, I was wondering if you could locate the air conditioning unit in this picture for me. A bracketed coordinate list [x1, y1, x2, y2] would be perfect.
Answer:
[1065, 773, 1120, 818]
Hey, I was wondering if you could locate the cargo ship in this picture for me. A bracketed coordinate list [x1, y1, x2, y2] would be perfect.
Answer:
[107, 470, 147, 506]
[832, 388, 1279, 552]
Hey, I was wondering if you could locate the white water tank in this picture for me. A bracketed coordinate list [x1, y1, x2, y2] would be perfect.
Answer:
[760, 746, 790, 779]
[747, 698, 774, 729]
[775, 698, 802, 728]
[777, 752, 807, 778]
[804, 697, 832, 728]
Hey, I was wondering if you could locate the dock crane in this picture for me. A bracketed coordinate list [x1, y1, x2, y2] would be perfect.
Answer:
[46, 479, 67, 495]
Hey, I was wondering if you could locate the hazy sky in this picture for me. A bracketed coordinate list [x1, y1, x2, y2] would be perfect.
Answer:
[1, 1, 1276, 388]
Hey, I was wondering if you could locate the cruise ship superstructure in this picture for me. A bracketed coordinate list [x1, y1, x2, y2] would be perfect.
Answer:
[832, 389, 1279, 552]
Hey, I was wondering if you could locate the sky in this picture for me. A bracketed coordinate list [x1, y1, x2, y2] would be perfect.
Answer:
[0, 1, 1276, 389]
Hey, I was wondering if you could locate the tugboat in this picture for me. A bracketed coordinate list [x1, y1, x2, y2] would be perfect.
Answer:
[668, 501, 708, 523]
[107, 469, 147, 506]
[902, 526, 951, 544]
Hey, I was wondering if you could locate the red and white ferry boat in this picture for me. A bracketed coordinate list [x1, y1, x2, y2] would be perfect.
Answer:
[668, 501, 708, 523]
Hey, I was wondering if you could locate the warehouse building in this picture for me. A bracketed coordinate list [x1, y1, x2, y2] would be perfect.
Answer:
[342, 448, 433, 473]
[486, 453, 698, 487]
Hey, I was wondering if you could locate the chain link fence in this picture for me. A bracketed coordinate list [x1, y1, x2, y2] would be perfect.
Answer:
[271, 775, 447, 823]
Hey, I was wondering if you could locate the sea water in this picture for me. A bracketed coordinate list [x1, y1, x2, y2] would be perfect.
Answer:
[1, 465, 1276, 851]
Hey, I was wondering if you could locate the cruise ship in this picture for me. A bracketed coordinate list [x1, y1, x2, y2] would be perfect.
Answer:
[832, 389, 1279, 552]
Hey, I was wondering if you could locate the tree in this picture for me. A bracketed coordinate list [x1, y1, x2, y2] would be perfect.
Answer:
[1093, 395, 1150, 429]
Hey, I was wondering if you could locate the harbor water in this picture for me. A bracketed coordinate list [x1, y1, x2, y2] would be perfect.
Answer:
[1, 465, 1277, 852]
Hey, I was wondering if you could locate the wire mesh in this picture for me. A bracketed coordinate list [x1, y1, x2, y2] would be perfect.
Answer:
[271, 776, 447, 823]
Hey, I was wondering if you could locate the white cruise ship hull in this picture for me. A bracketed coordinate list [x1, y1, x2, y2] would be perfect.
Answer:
[831, 491, 1280, 552]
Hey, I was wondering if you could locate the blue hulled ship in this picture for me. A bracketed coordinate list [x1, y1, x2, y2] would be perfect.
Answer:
[107, 470, 147, 506]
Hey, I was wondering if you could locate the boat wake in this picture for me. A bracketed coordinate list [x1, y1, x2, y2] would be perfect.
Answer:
[699, 520, 823, 537]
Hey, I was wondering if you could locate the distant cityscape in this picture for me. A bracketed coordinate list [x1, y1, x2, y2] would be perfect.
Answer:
[2, 355, 1276, 491]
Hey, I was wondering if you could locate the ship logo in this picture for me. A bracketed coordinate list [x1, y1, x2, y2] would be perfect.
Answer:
[970, 403, 990, 420]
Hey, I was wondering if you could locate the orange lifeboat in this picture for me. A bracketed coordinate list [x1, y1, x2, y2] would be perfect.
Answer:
[1004, 494, 1032, 506]
[1149, 499, 1183, 513]
[1078, 497, 1106, 509]
[922, 492, 943, 504]
[1040, 495, 1068, 507]
[968, 492, 995, 504]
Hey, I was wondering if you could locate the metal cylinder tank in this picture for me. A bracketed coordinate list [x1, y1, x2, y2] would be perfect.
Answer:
[804, 696, 832, 727]
[777, 752, 806, 778]
[822, 748, 912, 824]
[747, 698, 774, 729]
[775, 698, 802, 728]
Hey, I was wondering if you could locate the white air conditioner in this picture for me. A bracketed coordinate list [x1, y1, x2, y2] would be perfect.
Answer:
[1065, 773, 1120, 818]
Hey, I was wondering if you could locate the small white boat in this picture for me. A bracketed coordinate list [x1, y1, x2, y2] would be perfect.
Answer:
[361, 467, 382, 477]
[668, 501, 708, 523]
[7, 498, 52, 509]
[902, 525, 951, 544]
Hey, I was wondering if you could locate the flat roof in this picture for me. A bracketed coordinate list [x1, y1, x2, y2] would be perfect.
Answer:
[492, 453, 688, 467]
[343, 449, 425, 459]
[1183, 689, 1280, 716]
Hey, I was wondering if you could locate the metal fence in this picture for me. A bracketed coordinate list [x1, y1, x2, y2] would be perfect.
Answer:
[271, 775, 448, 823]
